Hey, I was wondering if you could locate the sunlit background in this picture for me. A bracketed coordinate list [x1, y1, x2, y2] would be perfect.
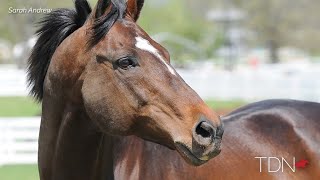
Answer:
[0, 0, 319, 179]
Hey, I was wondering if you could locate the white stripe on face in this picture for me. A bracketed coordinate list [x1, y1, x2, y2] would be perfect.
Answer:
[135, 36, 176, 76]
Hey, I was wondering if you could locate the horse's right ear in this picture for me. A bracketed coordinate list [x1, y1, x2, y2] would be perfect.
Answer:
[92, 0, 112, 18]
[126, 0, 144, 21]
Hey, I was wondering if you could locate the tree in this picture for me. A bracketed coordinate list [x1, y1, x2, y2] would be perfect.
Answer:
[186, 0, 320, 62]
[236, 0, 320, 62]
[1, 0, 76, 43]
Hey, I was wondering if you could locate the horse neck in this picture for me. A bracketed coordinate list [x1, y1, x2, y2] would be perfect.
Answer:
[38, 97, 115, 180]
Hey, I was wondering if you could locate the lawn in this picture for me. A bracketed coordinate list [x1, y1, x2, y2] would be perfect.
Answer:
[205, 99, 245, 114]
[0, 165, 39, 180]
[0, 96, 246, 117]
[0, 97, 41, 117]
[0, 97, 245, 117]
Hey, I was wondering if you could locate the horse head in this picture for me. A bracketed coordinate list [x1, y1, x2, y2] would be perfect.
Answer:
[28, 0, 223, 166]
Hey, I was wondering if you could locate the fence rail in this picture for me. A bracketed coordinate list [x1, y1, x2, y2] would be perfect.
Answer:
[0, 64, 319, 102]
[0, 117, 40, 165]
[178, 66, 320, 102]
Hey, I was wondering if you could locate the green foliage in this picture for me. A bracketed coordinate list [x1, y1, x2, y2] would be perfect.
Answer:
[139, 0, 220, 63]
[139, 1, 201, 41]
[0, 0, 223, 63]
[0, 97, 40, 117]
[0, 0, 86, 42]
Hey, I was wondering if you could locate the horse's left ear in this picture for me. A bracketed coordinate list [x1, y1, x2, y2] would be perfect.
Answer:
[126, 0, 144, 21]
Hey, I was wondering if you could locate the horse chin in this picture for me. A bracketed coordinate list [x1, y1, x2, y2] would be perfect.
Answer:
[174, 142, 221, 166]
[137, 135, 176, 150]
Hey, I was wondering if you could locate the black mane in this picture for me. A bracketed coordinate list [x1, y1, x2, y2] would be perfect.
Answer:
[27, 0, 91, 101]
[28, 0, 128, 101]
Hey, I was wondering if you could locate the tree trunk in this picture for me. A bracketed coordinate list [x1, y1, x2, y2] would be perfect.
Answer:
[268, 40, 280, 63]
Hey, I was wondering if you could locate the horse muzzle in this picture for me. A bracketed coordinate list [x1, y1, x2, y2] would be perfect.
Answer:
[174, 118, 224, 166]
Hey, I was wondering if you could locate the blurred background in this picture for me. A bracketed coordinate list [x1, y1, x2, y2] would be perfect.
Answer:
[0, 0, 319, 179]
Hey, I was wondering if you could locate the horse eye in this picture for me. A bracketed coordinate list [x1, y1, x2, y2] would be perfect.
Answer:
[117, 57, 136, 69]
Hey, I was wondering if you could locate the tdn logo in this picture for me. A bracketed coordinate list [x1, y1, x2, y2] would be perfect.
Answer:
[295, 159, 309, 168]
[255, 157, 296, 173]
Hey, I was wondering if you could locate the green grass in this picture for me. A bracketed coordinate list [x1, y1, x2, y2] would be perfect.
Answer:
[0, 96, 245, 117]
[0, 97, 40, 117]
[205, 100, 246, 110]
[0, 97, 245, 117]
[0, 165, 39, 180]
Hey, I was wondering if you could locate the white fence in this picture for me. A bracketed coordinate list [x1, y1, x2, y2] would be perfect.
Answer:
[0, 64, 320, 102]
[0, 65, 29, 96]
[178, 64, 320, 102]
[0, 117, 40, 165]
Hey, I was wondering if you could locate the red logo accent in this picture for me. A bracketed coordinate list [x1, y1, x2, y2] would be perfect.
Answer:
[295, 159, 309, 168]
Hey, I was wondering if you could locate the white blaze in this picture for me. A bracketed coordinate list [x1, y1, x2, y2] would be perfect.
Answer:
[135, 36, 176, 75]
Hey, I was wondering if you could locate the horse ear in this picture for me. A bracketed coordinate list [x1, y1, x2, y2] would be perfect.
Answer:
[126, 0, 144, 21]
[92, 0, 112, 18]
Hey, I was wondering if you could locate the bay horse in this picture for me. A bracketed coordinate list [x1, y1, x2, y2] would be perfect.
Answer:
[27, 0, 320, 179]
[28, 0, 223, 179]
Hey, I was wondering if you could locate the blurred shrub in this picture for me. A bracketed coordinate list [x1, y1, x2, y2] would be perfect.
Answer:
[139, 0, 222, 64]
[0, 0, 223, 65]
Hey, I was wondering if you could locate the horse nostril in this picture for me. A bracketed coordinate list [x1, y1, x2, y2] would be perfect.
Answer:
[195, 121, 214, 138]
